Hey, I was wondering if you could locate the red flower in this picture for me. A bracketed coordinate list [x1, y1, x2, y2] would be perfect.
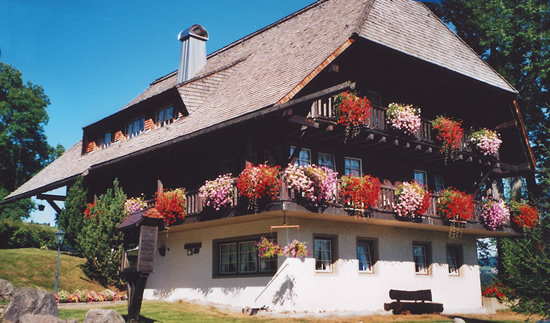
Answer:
[236, 163, 281, 211]
[433, 116, 464, 164]
[334, 91, 371, 141]
[511, 202, 538, 229]
[437, 187, 475, 222]
[155, 188, 186, 225]
[339, 174, 381, 212]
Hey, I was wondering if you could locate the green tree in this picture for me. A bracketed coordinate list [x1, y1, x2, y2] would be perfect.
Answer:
[0, 62, 64, 220]
[77, 179, 126, 288]
[57, 177, 88, 251]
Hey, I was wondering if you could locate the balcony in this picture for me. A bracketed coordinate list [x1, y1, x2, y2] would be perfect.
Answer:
[176, 175, 515, 237]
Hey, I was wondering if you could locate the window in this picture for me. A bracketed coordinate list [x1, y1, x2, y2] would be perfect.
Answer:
[98, 132, 111, 149]
[447, 245, 462, 275]
[434, 174, 445, 193]
[127, 117, 145, 139]
[357, 239, 376, 273]
[413, 242, 431, 274]
[414, 170, 427, 188]
[290, 146, 311, 166]
[366, 91, 382, 108]
[318, 153, 336, 171]
[314, 236, 336, 272]
[344, 157, 362, 176]
[215, 236, 277, 276]
[156, 105, 175, 127]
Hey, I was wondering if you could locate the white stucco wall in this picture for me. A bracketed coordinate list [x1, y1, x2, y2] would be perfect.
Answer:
[143, 217, 484, 314]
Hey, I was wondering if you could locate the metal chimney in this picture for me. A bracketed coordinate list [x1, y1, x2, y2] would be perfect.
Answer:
[177, 24, 208, 83]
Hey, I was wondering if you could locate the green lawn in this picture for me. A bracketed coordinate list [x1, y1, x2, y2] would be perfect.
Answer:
[0, 248, 105, 292]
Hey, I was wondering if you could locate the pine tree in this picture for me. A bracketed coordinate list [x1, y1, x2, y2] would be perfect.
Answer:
[57, 176, 87, 251]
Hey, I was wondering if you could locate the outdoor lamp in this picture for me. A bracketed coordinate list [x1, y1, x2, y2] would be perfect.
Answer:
[55, 230, 65, 245]
[54, 229, 65, 294]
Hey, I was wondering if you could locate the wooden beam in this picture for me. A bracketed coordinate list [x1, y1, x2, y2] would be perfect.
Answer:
[495, 120, 517, 130]
[44, 199, 62, 214]
[36, 194, 65, 201]
[288, 115, 319, 128]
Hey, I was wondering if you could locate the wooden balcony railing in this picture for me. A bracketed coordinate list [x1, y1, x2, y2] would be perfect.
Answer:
[182, 177, 507, 226]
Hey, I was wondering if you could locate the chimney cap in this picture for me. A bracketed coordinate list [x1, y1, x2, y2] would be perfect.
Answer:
[178, 24, 208, 42]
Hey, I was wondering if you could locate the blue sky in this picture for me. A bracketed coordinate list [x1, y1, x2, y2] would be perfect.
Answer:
[1, 0, 315, 225]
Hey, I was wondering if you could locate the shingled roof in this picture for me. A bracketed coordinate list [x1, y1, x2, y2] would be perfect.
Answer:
[5, 0, 517, 202]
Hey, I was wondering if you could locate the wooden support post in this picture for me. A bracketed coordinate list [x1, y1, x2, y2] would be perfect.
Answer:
[157, 180, 163, 195]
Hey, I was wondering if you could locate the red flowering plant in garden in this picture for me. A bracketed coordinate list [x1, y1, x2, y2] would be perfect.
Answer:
[432, 116, 464, 164]
[339, 174, 381, 214]
[483, 283, 513, 300]
[333, 91, 371, 142]
[437, 187, 475, 222]
[509, 200, 539, 230]
[236, 163, 281, 212]
[155, 188, 186, 225]
[393, 181, 430, 220]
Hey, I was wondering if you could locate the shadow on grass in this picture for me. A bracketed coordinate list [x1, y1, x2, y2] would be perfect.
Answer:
[122, 314, 156, 323]
[449, 316, 495, 323]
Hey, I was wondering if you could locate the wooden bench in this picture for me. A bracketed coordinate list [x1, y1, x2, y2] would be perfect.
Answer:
[383, 289, 444, 314]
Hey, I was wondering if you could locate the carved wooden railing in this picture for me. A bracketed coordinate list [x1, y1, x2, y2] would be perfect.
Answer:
[182, 178, 501, 225]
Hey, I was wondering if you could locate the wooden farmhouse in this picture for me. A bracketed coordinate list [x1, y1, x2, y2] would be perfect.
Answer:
[5, 0, 536, 314]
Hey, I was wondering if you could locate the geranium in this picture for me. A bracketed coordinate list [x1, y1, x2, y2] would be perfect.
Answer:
[236, 163, 281, 211]
[510, 200, 539, 229]
[479, 197, 510, 230]
[437, 188, 475, 222]
[199, 173, 234, 210]
[333, 91, 371, 142]
[393, 181, 430, 219]
[124, 196, 147, 214]
[386, 103, 421, 135]
[255, 237, 282, 259]
[470, 128, 501, 156]
[282, 240, 310, 259]
[155, 188, 186, 225]
[339, 174, 381, 212]
[284, 164, 338, 206]
[483, 283, 513, 300]
[433, 116, 464, 164]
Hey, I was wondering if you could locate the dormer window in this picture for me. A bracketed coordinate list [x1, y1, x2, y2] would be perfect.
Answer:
[98, 132, 112, 149]
[127, 117, 145, 139]
[156, 106, 174, 128]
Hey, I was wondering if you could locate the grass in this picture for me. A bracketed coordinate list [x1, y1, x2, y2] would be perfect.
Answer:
[57, 301, 541, 323]
[0, 248, 105, 292]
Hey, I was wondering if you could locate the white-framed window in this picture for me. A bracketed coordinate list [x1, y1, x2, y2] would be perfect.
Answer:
[318, 153, 336, 171]
[98, 132, 112, 149]
[357, 239, 376, 273]
[215, 236, 277, 276]
[434, 174, 445, 193]
[290, 146, 311, 166]
[413, 242, 431, 274]
[314, 237, 335, 272]
[344, 157, 362, 176]
[156, 105, 175, 127]
[126, 117, 145, 139]
[414, 169, 428, 188]
[447, 245, 462, 275]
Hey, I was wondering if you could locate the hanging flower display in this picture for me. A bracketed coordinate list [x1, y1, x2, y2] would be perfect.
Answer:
[199, 173, 235, 210]
[333, 91, 371, 142]
[284, 164, 338, 206]
[339, 174, 381, 212]
[509, 200, 539, 229]
[282, 240, 310, 259]
[479, 197, 510, 230]
[124, 196, 148, 214]
[437, 188, 475, 222]
[393, 181, 430, 219]
[432, 116, 464, 164]
[155, 188, 186, 225]
[255, 237, 282, 259]
[236, 163, 281, 212]
[386, 103, 422, 135]
[469, 128, 502, 156]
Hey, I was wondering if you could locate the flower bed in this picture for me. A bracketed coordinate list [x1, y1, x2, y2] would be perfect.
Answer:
[386, 103, 421, 135]
[199, 173, 234, 210]
[433, 116, 464, 164]
[236, 163, 281, 211]
[333, 91, 371, 142]
[393, 181, 430, 219]
[470, 128, 501, 156]
[56, 289, 125, 303]
[437, 188, 475, 222]
[479, 197, 510, 230]
[124, 196, 147, 214]
[510, 200, 539, 229]
[284, 164, 338, 206]
[339, 174, 381, 212]
[155, 188, 186, 225]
